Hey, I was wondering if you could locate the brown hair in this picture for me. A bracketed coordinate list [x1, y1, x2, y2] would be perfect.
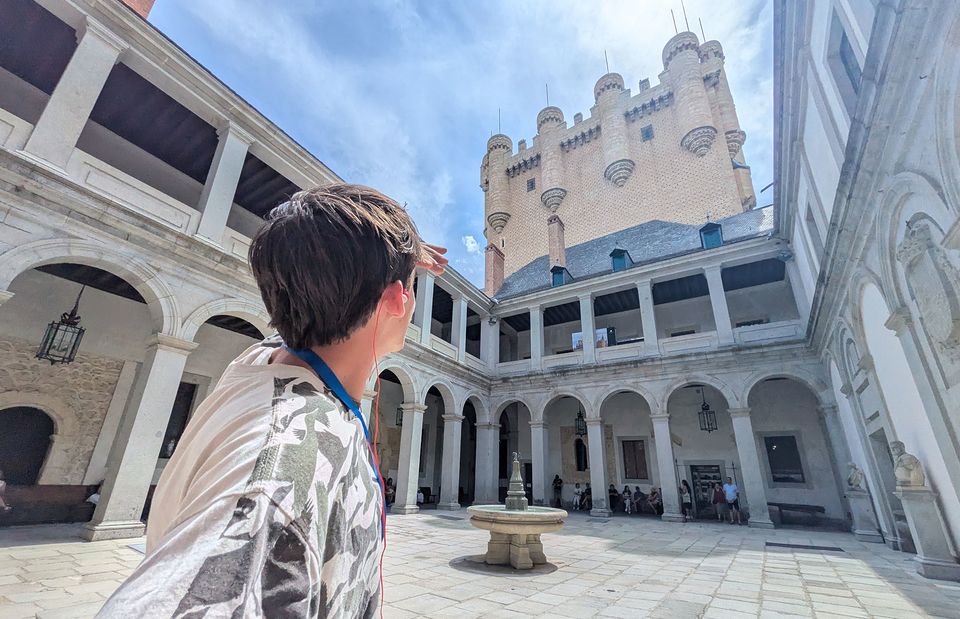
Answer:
[249, 184, 422, 349]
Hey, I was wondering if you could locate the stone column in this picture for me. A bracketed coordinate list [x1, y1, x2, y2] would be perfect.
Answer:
[474, 422, 500, 503]
[394, 403, 426, 514]
[24, 18, 127, 169]
[194, 123, 253, 244]
[451, 295, 468, 363]
[895, 487, 960, 581]
[638, 280, 660, 356]
[705, 265, 734, 345]
[784, 259, 811, 326]
[817, 404, 854, 519]
[483, 316, 499, 372]
[728, 407, 774, 528]
[586, 418, 610, 516]
[415, 272, 435, 345]
[530, 306, 543, 369]
[83, 334, 197, 541]
[651, 414, 684, 522]
[579, 294, 596, 363]
[438, 414, 464, 509]
[530, 421, 549, 506]
[83, 360, 138, 485]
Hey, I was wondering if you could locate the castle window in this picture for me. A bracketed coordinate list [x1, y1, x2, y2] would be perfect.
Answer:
[764, 435, 805, 483]
[551, 265, 573, 287]
[827, 11, 862, 117]
[699, 222, 723, 249]
[527, 178, 536, 192]
[609, 247, 631, 272]
[552, 269, 564, 287]
[641, 125, 654, 141]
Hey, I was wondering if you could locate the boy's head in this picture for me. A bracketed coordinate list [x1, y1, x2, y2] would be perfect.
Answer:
[249, 184, 422, 353]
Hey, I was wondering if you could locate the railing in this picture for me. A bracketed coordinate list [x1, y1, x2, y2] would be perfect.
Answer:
[221, 227, 253, 259]
[430, 335, 458, 359]
[542, 349, 583, 369]
[0, 108, 32, 151]
[659, 331, 718, 354]
[498, 358, 532, 375]
[596, 340, 645, 362]
[733, 319, 804, 344]
[405, 323, 421, 342]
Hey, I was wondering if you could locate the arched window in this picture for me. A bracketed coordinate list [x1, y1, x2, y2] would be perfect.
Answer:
[574, 438, 588, 472]
[0, 407, 54, 484]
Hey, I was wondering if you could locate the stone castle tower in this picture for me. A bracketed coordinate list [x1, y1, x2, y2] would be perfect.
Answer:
[482, 32, 756, 294]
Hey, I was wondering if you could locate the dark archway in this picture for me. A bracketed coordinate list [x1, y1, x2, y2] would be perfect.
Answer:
[0, 407, 54, 484]
[460, 400, 478, 505]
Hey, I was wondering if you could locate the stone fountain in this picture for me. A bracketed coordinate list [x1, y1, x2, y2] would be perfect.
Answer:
[467, 452, 567, 569]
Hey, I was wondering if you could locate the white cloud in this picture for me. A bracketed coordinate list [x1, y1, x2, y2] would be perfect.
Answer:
[462, 235, 481, 255]
[157, 0, 772, 285]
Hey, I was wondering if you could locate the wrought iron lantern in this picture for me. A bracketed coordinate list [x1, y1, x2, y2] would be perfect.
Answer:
[698, 387, 718, 433]
[396, 406, 404, 427]
[36, 286, 86, 365]
[574, 407, 587, 437]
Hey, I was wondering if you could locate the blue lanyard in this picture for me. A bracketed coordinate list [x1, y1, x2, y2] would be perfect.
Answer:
[282, 345, 383, 495]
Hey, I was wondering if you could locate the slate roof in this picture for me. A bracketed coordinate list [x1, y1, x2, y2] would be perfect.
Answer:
[494, 205, 776, 299]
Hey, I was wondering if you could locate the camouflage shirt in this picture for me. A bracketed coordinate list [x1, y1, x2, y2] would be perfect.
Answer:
[99, 336, 384, 618]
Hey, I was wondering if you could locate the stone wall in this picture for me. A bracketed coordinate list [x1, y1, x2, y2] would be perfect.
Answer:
[0, 336, 122, 484]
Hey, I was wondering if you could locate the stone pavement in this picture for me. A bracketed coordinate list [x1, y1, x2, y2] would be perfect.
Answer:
[2, 511, 960, 618]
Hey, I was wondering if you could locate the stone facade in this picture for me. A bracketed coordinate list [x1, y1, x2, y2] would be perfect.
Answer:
[0, 336, 123, 484]
[483, 33, 756, 278]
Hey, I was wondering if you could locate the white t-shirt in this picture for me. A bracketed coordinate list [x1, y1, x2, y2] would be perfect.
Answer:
[723, 482, 739, 502]
[99, 336, 384, 618]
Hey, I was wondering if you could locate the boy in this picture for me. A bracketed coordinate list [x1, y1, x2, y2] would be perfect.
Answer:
[99, 185, 445, 618]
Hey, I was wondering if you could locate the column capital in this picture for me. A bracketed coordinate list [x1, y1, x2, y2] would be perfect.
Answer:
[146, 333, 199, 355]
[704, 263, 724, 276]
[78, 16, 129, 53]
[650, 413, 671, 422]
[839, 381, 854, 397]
[585, 417, 604, 426]
[217, 120, 256, 146]
[817, 403, 839, 418]
[884, 306, 913, 335]
[476, 422, 500, 430]
[400, 403, 428, 414]
[441, 414, 465, 423]
[529, 420, 548, 429]
[857, 353, 875, 372]
[362, 389, 378, 401]
[727, 407, 751, 418]
[578, 292, 593, 302]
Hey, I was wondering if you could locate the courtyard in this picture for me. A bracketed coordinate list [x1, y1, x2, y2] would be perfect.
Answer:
[1, 514, 958, 619]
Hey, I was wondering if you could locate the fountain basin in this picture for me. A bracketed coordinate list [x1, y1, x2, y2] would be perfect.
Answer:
[467, 505, 568, 569]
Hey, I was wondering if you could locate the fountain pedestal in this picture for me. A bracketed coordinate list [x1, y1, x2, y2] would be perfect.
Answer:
[467, 453, 567, 570]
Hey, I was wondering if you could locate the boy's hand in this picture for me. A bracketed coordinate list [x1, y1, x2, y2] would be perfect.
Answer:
[418, 243, 448, 275]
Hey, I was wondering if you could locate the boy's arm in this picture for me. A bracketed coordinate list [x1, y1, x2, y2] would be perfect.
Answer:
[98, 490, 320, 618]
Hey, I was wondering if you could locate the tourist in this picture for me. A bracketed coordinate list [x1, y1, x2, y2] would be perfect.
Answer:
[552, 474, 563, 508]
[416, 488, 425, 506]
[647, 487, 662, 515]
[385, 477, 396, 507]
[608, 484, 621, 512]
[99, 184, 447, 617]
[723, 476, 744, 525]
[622, 485, 633, 514]
[633, 486, 645, 513]
[680, 479, 694, 521]
[572, 482, 583, 510]
[711, 482, 725, 521]
[0, 469, 12, 513]
[584, 483, 593, 511]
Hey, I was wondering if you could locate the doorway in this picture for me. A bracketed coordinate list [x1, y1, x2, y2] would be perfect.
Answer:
[690, 464, 723, 518]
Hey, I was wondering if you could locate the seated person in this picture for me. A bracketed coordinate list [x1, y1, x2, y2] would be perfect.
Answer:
[647, 487, 663, 515]
[608, 484, 621, 512]
[384, 478, 396, 506]
[622, 485, 633, 514]
[572, 483, 583, 510]
[583, 483, 593, 511]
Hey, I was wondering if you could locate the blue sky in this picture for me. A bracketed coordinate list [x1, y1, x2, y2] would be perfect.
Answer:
[150, 0, 773, 287]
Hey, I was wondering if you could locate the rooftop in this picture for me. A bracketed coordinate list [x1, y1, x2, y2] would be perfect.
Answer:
[494, 205, 776, 299]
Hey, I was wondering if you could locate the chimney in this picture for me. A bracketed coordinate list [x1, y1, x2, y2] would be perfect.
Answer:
[485, 243, 505, 296]
[547, 214, 566, 268]
[120, 0, 156, 18]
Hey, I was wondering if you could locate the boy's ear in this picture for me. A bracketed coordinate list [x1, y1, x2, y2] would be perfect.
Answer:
[381, 280, 408, 317]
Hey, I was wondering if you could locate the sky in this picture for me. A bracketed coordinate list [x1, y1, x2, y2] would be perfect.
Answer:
[150, 0, 773, 287]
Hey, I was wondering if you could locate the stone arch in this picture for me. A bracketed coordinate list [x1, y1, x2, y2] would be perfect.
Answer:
[739, 369, 831, 409]
[490, 396, 536, 422]
[180, 298, 271, 341]
[369, 361, 418, 403]
[462, 391, 489, 423]
[0, 392, 73, 485]
[0, 238, 180, 335]
[934, 14, 960, 214]
[539, 389, 593, 422]
[658, 374, 739, 414]
[420, 380, 455, 414]
[594, 385, 660, 418]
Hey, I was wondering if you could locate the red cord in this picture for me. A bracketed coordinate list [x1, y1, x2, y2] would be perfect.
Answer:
[371, 307, 387, 619]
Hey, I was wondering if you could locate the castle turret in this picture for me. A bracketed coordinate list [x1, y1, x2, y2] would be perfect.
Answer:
[662, 31, 717, 156]
[593, 73, 635, 186]
[483, 133, 513, 237]
[536, 106, 567, 211]
[700, 40, 755, 208]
